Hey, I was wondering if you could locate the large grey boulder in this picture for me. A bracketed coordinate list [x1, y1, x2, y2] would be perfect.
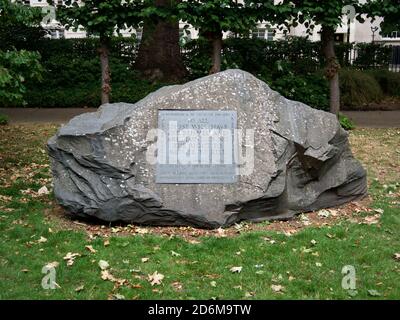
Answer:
[47, 69, 367, 228]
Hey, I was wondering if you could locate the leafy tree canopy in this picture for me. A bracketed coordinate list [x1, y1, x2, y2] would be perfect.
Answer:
[361, 0, 400, 35]
[178, 0, 258, 36]
[51, 0, 143, 37]
[280, 0, 361, 32]
[0, 0, 46, 50]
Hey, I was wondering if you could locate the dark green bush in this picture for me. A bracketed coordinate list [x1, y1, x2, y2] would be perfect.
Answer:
[340, 68, 384, 109]
[353, 43, 393, 70]
[262, 72, 329, 111]
[367, 69, 400, 97]
[3, 36, 396, 110]
[0, 113, 8, 125]
[22, 77, 165, 108]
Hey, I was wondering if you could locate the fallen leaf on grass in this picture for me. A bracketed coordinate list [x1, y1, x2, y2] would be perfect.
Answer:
[108, 293, 125, 300]
[103, 239, 110, 247]
[317, 209, 331, 218]
[136, 227, 149, 234]
[245, 292, 255, 298]
[63, 252, 81, 266]
[187, 239, 201, 245]
[271, 284, 285, 293]
[368, 289, 381, 297]
[216, 228, 227, 237]
[148, 271, 164, 286]
[230, 266, 242, 273]
[37, 186, 50, 195]
[45, 261, 59, 269]
[394, 253, 400, 261]
[171, 282, 183, 292]
[98, 260, 110, 270]
[101, 270, 117, 281]
[364, 215, 380, 225]
[37, 236, 47, 244]
[210, 281, 217, 287]
[75, 285, 85, 292]
[85, 245, 97, 253]
[141, 257, 150, 263]
[171, 251, 181, 257]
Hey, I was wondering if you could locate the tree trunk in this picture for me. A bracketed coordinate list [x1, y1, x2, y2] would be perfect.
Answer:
[208, 31, 223, 74]
[135, 0, 187, 82]
[321, 26, 341, 116]
[98, 35, 111, 105]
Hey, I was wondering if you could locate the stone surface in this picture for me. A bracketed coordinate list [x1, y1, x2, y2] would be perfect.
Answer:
[47, 69, 368, 228]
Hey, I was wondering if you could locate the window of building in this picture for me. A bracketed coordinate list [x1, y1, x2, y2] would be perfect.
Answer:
[252, 28, 274, 41]
[252, 28, 266, 39]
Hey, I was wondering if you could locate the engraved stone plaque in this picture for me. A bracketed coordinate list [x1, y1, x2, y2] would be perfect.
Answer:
[156, 110, 238, 184]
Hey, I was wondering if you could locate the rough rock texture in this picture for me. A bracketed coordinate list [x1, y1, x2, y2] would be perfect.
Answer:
[47, 69, 367, 228]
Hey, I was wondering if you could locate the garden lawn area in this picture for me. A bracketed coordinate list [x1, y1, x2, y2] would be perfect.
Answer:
[0, 125, 399, 300]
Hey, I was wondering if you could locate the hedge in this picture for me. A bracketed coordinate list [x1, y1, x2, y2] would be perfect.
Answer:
[2, 36, 398, 110]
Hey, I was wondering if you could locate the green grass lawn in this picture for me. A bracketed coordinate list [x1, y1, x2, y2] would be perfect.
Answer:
[0, 125, 399, 300]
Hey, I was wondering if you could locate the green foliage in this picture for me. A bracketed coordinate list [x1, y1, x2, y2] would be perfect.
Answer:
[19, 74, 165, 108]
[52, 0, 142, 38]
[0, 113, 8, 125]
[0, 0, 44, 26]
[353, 43, 393, 70]
[266, 72, 330, 111]
[0, 50, 43, 105]
[178, 0, 257, 36]
[281, 0, 362, 32]
[0, 0, 46, 51]
[340, 68, 384, 108]
[183, 37, 324, 78]
[367, 69, 400, 97]
[339, 113, 355, 130]
[0, 0, 45, 105]
[362, 0, 400, 35]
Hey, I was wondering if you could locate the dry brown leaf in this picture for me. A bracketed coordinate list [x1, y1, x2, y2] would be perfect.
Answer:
[45, 261, 59, 269]
[38, 186, 50, 195]
[75, 285, 85, 292]
[98, 260, 109, 270]
[37, 236, 47, 244]
[136, 227, 149, 234]
[85, 245, 97, 253]
[171, 281, 183, 292]
[271, 284, 285, 293]
[148, 271, 164, 286]
[63, 252, 80, 266]
[364, 215, 380, 225]
[230, 266, 242, 273]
